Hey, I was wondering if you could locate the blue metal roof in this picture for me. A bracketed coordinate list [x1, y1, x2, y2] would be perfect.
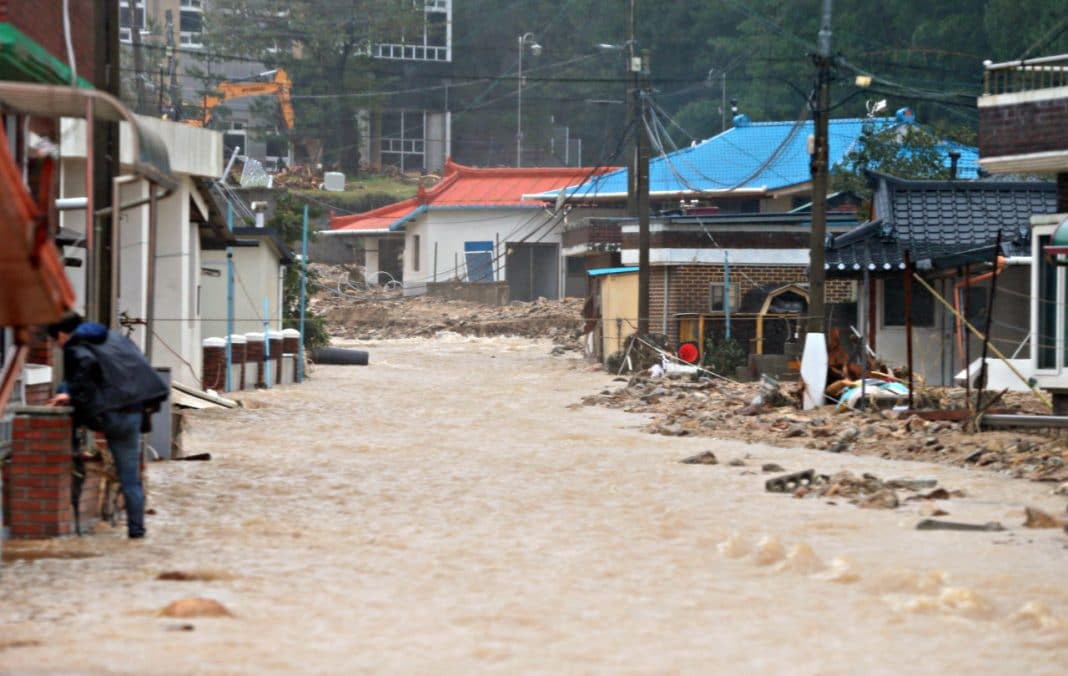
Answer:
[538, 115, 979, 201]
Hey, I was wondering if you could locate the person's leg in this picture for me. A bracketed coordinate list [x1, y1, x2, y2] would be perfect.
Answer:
[102, 410, 146, 538]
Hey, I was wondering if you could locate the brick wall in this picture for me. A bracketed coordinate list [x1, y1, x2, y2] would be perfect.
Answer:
[979, 97, 1068, 159]
[202, 344, 226, 392]
[24, 383, 51, 405]
[651, 264, 855, 345]
[246, 335, 265, 387]
[4, 407, 74, 538]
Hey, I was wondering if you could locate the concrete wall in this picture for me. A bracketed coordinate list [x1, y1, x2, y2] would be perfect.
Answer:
[426, 281, 509, 305]
[200, 237, 284, 339]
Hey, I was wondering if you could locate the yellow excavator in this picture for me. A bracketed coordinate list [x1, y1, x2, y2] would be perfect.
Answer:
[186, 68, 295, 130]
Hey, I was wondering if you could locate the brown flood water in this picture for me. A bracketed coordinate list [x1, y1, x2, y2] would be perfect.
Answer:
[2, 335, 1068, 674]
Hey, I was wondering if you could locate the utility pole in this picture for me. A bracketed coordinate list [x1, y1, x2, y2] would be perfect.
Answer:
[92, 0, 120, 326]
[636, 49, 651, 338]
[625, 0, 637, 216]
[807, 0, 833, 335]
[800, 0, 834, 410]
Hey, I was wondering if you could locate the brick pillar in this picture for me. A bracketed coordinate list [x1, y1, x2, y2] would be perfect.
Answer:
[6, 406, 74, 538]
[230, 335, 247, 391]
[201, 337, 226, 392]
[282, 328, 300, 355]
[26, 329, 53, 367]
[246, 333, 265, 387]
[268, 331, 284, 385]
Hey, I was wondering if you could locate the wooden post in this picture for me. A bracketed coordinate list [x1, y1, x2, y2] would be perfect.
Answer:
[904, 251, 914, 409]
[964, 264, 971, 414]
[976, 231, 1002, 409]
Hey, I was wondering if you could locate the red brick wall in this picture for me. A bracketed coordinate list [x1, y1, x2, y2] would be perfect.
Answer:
[246, 337, 265, 387]
[5, 408, 74, 538]
[0, 1, 97, 84]
[202, 345, 226, 392]
[979, 98, 1068, 159]
[650, 264, 855, 345]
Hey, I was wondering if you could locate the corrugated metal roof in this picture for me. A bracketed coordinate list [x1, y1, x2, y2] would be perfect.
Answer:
[330, 160, 614, 232]
[531, 115, 980, 202]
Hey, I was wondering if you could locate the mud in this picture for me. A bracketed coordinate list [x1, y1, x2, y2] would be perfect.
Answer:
[1, 336, 1066, 673]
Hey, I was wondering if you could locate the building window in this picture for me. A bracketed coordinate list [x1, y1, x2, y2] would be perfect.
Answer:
[373, 0, 451, 62]
[412, 235, 420, 272]
[883, 278, 935, 327]
[381, 111, 426, 173]
[709, 282, 740, 312]
[180, 0, 204, 48]
[119, 1, 146, 44]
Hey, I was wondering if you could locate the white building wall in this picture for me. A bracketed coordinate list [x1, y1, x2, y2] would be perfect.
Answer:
[402, 208, 562, 296]
[201, 240, 283, 339]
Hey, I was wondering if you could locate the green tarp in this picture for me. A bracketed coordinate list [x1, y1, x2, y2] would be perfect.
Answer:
[0, 23, 94, 88]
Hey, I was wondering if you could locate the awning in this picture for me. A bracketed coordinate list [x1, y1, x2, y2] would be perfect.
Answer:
[0, 82, 177, 192]
[0, 23, 94, 88]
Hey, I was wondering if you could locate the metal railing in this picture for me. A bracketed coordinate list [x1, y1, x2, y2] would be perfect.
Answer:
[983, 54, 1068, 95]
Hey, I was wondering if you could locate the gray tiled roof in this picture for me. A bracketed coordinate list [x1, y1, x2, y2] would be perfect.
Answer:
[825, 173, 1058, 275]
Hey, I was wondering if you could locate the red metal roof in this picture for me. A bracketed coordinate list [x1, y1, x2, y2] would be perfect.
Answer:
[330, 159, 614, 232]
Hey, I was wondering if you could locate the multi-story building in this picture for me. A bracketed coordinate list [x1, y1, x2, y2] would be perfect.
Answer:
[119, 0, 453, 174]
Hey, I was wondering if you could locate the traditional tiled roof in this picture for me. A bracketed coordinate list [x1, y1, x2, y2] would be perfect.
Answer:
[825, 173, 1058, 275]
[528, 112, 980, 202]
[330, 159, 614, 232]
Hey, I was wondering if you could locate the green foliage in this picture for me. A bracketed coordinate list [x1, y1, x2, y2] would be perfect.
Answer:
[703, 336, 747, 377]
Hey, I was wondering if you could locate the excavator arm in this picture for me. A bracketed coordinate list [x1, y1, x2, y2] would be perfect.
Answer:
[187, 69, 294, 130]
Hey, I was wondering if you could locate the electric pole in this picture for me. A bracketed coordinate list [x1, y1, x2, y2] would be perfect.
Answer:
[92, 0, 120, 326]
[626, 0, 637, 217]
[807, 0, 833, 335]
[636, 50, 651, 338]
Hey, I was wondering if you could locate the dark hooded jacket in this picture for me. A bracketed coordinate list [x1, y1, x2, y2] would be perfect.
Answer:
[62, 322, 169, 430]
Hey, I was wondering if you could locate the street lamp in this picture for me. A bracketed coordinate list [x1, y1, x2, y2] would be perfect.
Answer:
[516, 32, 542, 167]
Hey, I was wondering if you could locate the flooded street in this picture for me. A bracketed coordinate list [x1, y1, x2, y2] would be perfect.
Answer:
[3, 335, 1068, 674]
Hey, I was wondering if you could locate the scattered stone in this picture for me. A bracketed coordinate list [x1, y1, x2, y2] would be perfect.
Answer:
[887, 478, 938, 491]
[826, 440, 850, 454]
[858, 489, 899, 510]
[761, 462, 785, 473]
[728, 458, 747, 467]
[679, 451, 718, 465]
[916, 519, 1005, 532]
[918, 502, 949, 517]
[783, 425, 807, 438]
[766, 469, 818, 493]
[1023, 506, 1064, 529]
[164, 623, 196, 632]
[159, 598, 233, 619]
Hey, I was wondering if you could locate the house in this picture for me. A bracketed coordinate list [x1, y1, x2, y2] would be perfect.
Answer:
[58, 115, 225, 388]
[200, 225, 294, 339]
[529, 109, 979, 301]
[325, 159, 616, 301]
[580, 210, 860, 368]
[824, 173, 1058, 386]
[979, 53, 1068, 406]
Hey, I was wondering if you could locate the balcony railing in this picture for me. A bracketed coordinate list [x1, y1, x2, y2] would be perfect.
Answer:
[983, 54, 1068, 95]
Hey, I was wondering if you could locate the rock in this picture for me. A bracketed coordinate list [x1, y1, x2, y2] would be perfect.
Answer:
[826, 440, 850, 454]
[838, 426, 860, 444]
[916, 519, 1005, 532]
[1052, 481, 1068, 497]
[1023, 506, 1063, 529]
[783, 425, 807, 438]
[728, 458, 747, 467]
[159, 598, 232, 618]
[859, 489, 899, 509]
[680, 451, 718, 465]
[919, 502, 949, 517]
[761, 463, 785, 473]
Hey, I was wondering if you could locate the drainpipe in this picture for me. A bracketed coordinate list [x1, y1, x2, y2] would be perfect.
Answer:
[144, 186, 158, 363]
[262, 296, 271, 388]
[110, 175, 138, 331]
[225, 202, 234, 392]
[724, 250, 732, 340]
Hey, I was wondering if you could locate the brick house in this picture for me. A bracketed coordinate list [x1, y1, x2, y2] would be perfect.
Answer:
[825, 172, 1057, 386]
[980, 53, 1068, 406]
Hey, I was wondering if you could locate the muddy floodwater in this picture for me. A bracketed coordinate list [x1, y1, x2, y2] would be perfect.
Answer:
[3, 335, 1068, 674]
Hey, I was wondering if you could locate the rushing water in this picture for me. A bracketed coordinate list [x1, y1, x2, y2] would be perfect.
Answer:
[2, 335, 1068, 674]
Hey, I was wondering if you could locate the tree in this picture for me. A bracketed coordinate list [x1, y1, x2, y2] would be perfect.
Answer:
[201, 0, 423, 173]
[830, 118, 964, 216]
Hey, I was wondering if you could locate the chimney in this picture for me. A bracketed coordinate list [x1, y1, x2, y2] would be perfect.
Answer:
[948, 151, 961, 180]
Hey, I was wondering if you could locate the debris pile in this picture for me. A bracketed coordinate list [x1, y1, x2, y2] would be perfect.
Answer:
[763, 468, 962, 509]
[584, 372, 1068, 482]
[311, 267, 585, 345]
